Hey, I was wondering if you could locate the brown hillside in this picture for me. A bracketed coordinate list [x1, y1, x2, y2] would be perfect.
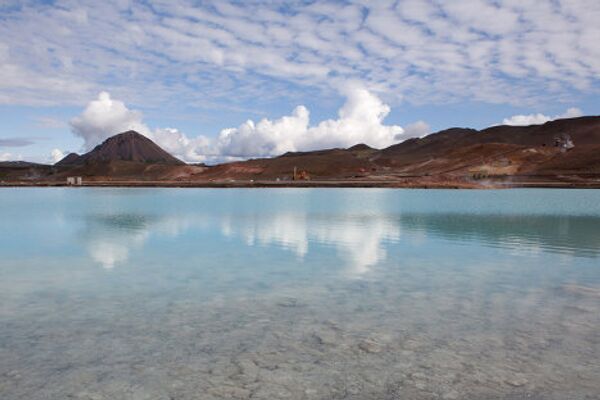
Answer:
[55, 131, 184, 166]
[3, 116, 600, 186]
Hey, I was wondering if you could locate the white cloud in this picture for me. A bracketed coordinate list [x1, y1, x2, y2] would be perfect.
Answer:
[70, 91, 149, 150]
[560, 107, 585, 119]
[0, 1, 598, 108]
[150, 128, 213, 163]
[502, 107, 583, 126]
[503, 113, 553, 126]
[69, 91, 212, 161]
[70, 89, 421, 163]
[399, 120, 431, 139]
[215, 86, 403, 158]
[50, 149, 65, 163]
[0, 152, 23, 162]
[441, 1, 519, 36]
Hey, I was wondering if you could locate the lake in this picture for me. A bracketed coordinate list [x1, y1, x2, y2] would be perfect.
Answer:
[1, 188, 599, 399]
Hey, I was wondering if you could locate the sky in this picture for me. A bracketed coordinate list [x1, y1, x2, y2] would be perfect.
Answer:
[0, 0, 598, 164]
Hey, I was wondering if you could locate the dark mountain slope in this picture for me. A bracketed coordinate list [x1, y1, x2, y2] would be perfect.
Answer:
[55, 153, 81, 166]
[55, 131, 184, 166]
[4, 116, 600, 185]
[374, 116, 600, 174]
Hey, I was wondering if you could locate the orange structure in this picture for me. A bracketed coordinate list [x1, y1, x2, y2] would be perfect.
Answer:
[292, 166, 310, 181]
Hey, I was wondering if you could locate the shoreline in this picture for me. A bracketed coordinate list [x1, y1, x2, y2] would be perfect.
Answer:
[2, 178, 600, 189]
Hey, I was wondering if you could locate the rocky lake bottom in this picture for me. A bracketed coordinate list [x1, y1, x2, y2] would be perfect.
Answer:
[1, 188, 599, 399]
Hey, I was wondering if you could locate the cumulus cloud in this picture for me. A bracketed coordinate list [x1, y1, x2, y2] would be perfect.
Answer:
[69, 92, 212, 161]
[70, 89, 421, 163]
[50, 148, 65, 163]
[215, 86, 403, 158]
[0, 152, 22, 161]
[558, 107, 584, 119]
[502, 107, 583, 126]
[150, 128, 213, 163]
[70, 92, 149, 150]
[398, 120, 431, 139]
[503, 113, 555, 126]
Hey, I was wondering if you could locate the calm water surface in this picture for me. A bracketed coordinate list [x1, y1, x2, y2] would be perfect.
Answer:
[1, 188, 599, 399]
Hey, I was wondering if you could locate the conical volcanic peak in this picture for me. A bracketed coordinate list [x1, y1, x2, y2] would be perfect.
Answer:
[56, 130, 185, 166]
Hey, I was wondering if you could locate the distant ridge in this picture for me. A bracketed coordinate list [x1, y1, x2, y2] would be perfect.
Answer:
[55, 130, 184, 166]
[0, 161, 47, 168]
[55, 153, 80, 166]
[2, 115, 597, 187]
[382, 116, 600, 157]
[348, 143, 374, 151]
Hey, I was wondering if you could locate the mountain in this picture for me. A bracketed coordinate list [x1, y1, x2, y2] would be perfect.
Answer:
[0, 161, 53, 182]
[373, 116, 600, 176]
[382, 116, 600, 157]
[55, 153, 80, 166]
[0, 161, 48, 168]
[190, 116, 600, 183]
[3, 116, 600, 187]
[55, 130, 184, 166]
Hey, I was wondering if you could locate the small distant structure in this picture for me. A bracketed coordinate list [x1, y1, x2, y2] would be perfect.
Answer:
[471, 170, 489, 180]
[292, 166, 310, 181]
[553, 133, 574, 153]
[66, 176, 83, 185]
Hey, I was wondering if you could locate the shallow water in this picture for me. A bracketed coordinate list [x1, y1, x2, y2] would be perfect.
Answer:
[1, 188, 599, 399]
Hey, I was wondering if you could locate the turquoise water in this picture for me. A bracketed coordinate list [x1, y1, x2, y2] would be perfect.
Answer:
[1, 188, 599, 399]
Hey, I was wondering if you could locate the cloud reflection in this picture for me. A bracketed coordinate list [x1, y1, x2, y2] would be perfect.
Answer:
[82, 213, 196, 270]
[88, 240, 132, 270]
[79, 205, 600, 271]
[221, 213, 401, 277]
[221, 213, 309, 257]
[313, 217, 401, 276]
[82, 209, 401, 276]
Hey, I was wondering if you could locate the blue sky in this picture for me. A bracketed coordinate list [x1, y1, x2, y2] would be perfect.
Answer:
[0, 0, 598, 163]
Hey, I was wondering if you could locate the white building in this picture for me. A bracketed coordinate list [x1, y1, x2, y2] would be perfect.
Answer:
[67, 176, 83, 185]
